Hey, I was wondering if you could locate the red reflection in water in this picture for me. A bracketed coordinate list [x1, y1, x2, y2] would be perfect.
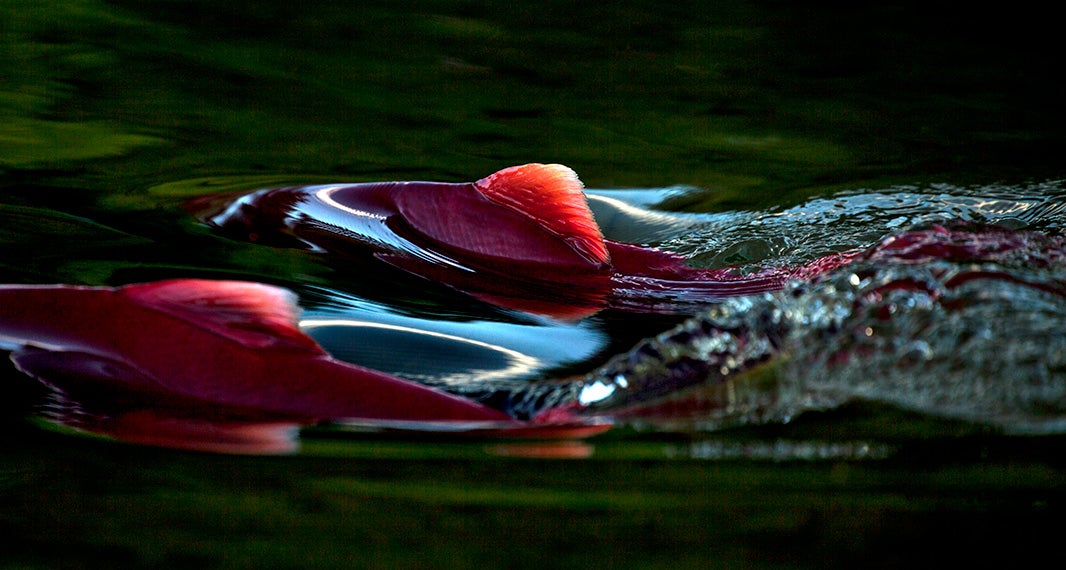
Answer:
[0, 280, 605, 453]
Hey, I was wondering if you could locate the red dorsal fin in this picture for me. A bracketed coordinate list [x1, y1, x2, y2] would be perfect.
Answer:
[121, 279, 323, 352]
[475, 164, 610, 266]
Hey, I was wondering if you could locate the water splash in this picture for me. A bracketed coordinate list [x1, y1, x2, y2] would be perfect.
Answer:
[566, 234, 1066, 433]
[778, 259, 1066, 433]
[500, 181, 1066, 433]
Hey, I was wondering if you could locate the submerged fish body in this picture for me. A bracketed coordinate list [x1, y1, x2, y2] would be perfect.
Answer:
[199, 164, 855, 317]
[0, 280, 512, 425]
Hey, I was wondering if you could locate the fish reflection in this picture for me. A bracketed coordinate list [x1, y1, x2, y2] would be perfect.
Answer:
[0, 279, 608, 453]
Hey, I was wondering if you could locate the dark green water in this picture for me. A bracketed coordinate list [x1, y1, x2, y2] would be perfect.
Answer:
[2, 1, 1065, 567]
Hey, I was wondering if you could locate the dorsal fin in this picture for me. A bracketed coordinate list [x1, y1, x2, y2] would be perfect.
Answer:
[121, 279, 322, 352]
[475, 164, 610, 266]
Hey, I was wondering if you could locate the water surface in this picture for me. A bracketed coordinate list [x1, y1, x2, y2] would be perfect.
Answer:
[2, 1, 1065, 568]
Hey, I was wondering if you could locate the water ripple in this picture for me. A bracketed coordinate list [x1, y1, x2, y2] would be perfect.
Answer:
[498, 181, 1066, 432]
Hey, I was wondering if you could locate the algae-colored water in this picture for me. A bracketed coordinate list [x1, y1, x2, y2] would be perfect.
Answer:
[2, 1, 1065, 568]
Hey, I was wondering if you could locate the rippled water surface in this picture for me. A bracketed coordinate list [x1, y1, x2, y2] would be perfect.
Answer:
[474, 184, 1066, 428]
[3, 1, 1065, 568]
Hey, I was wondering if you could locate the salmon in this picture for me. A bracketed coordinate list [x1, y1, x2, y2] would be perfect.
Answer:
[197, 164, 858, 317]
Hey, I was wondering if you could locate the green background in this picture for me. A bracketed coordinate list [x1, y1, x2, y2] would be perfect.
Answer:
[2, 1, 1064, 567]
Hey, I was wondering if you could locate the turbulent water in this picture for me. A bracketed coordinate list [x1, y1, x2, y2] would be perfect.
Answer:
[492, 181, 1066, 433]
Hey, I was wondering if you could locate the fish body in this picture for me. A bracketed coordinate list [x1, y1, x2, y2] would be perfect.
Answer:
[199, 164, 855, 317]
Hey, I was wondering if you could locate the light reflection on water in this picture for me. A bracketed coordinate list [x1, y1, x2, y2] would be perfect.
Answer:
[483, 180, 1066, 433]
[297, 285, 607, 387]
[666, 439, 895, 462]
[302, 318, 549, 385]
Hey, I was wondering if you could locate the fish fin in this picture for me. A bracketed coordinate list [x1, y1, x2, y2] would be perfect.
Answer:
[475, 164, 610, 266]
[120, 279, 323, 352]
